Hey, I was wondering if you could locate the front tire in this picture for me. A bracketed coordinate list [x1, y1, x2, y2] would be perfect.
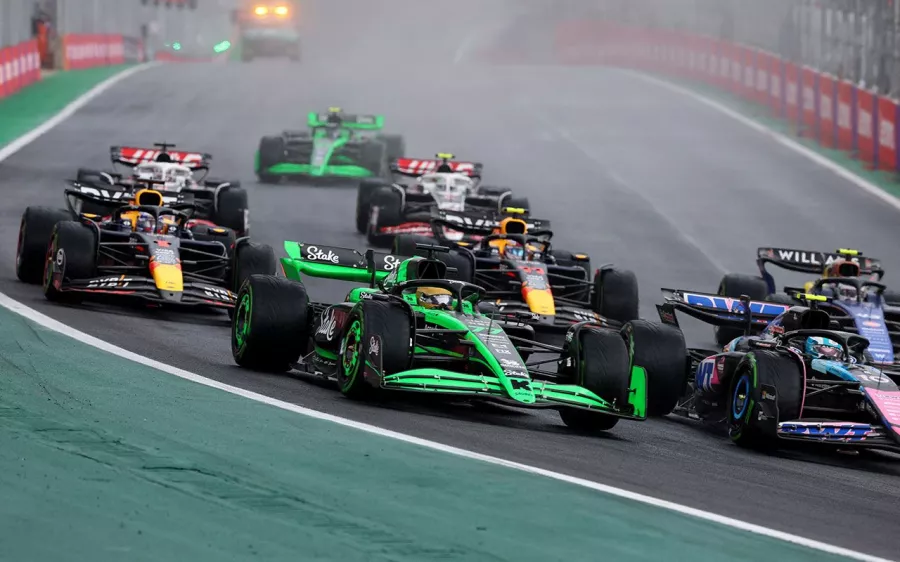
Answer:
[337, 299, 412, 399]
[356, 179, 387, 234]
[232, 275, 309, 372]
[559, 327, 630, 433]
[257, 136, 286, 183]
[43, 221, 97, 303]
[622, 319, 688, 416]
[366, 188, 403, 247]
[728, 350, 803, 449]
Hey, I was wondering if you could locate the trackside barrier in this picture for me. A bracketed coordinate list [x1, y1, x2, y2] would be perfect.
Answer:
[552, 20, 900, 176]
[0, 39, 41, 100]
[62, 34, 126, 70]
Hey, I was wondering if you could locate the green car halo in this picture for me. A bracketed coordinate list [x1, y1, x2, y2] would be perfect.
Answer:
[255, 108, 406, 183]
[230, 241, 666, 434]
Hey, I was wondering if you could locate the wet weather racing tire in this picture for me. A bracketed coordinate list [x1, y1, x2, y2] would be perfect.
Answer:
[356, 179, 387, 234]
[376, 134, 405, 162]
[366, 188, 403, 247]
[232, 275, 309, 372]
[43, 221, 97, 303]
[882, 288, 900, 306]
[257, 136, 286, 183]
[17, 206, 71, 284]
[231, 242, 277, 294]
[728, 350, 803, 449]
[338, 299, 412, 400]
[559, 328, 630, 433]
[591, 267, 639, 323]
[715, 274, 769, 346]
[392, 235, 474, 283]
[622, 319, 688, 417]
[214, 188, 250, 235]
[766, 292, 799, 305]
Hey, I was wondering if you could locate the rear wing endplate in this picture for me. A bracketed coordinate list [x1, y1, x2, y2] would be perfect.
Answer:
[391, 158, 483, 178]
[111, 146, 211, 170]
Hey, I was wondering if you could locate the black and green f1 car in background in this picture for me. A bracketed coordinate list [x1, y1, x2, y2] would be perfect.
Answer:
[227, 241, 690, 433]
[255, 108, 406, 183]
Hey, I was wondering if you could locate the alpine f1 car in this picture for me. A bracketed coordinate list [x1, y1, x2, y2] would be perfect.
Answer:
[230, 242, 663, 433]
[711, 247, 900, 370]
[75, 143, 249, 236]
[358, 153, 530, 246]
[235, 1, 301, 62]
[388, 209, 640, 344]
[653, 289, 900, 453]
[15, 186, 275, 312]
[255, 108, 405, 183]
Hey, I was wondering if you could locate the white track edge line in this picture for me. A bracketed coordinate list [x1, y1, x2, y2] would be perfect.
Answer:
[620, 69, 900, 213]
[0, 61, 892, 562]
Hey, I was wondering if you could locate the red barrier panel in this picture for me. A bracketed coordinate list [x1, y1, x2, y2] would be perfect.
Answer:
[877, 96, 898, 172]
[767, 54, 783, 116]
[0, 47, 9, 98]
[837, 80, 855, 151]
[818, 74, 836, 147]
[784, 62, 800, 126]
[800, 67, 818, 138]
[740, 46, 757, 100]
[752, 49, 769, 105]
[63, 34, 125, 70]
[857, 88, 877, 167]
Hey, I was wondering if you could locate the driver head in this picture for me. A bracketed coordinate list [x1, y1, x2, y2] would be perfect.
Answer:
[805, 336, 842, 361]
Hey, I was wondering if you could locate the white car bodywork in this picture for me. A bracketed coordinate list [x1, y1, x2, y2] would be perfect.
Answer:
[133, 162, 197, 193]
[408, 172, 475, 212]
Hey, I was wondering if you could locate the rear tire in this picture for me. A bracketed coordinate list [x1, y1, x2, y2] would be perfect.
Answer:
[356, 179, 388, 234]
[714, 274, 769, 346]
[43, 221, 97, 303]
[17, 206, 71, 284]
[728, 350, 803, 449]
[214, 188, 250, 236]
[881, 288, 900, 307]
[257, 136, 285, 183]
[338, 299, 412, 399]
[559, 328, 630, 433]
[231, 242, 277, 294]
[366, 188, 403, 247]
[360, 141, 389, 178]
[766, 292, 799, 305]
[622, 319, 688, 416]
[232, 274, 309, 372]
[591, 267, 639, 323]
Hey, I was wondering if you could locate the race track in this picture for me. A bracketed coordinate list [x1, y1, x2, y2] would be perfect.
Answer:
[1, 1, 897, 558]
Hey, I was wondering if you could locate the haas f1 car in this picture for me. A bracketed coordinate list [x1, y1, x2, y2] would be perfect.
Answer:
[357, 153, 530, 246]
[389, 209, 641, 344]
[712, 248, 900, 372]
[255, 108, 405, 183]
[653, 289, 900, 453]
[75, 143, 250, 236]
[230, 242, 663, 433]
[15, 186, 275, 312]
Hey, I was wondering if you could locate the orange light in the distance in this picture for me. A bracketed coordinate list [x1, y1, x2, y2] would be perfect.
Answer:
[274, 6, 289, 16]
[254, 6, 269, 16]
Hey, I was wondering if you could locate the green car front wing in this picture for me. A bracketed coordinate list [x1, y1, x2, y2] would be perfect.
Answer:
[281, 240, 648, 419]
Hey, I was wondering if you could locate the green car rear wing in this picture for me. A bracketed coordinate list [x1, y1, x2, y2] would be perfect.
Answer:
[282, 241, 407, 284]
[306, 112, 384, 130]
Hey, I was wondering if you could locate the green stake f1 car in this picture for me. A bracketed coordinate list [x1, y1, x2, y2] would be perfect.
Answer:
[231, 241, 659, 433]
[255, 108, 405, 183]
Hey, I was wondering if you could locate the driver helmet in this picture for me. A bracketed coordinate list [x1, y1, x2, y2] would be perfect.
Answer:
[135, 212, 156, 233]
[502, 240, 525, 260]
[824, 259, 860, 279]
[416, 287, 453, 310]
[158, 215, 178, 235]
[805, 336, 842, 360]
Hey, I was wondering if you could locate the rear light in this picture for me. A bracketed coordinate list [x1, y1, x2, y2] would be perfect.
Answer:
[274, 5, 289, 16]
[254, 6, 268, 16]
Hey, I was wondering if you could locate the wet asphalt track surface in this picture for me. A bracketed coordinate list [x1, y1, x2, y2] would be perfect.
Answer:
[1, 1, 899, 558]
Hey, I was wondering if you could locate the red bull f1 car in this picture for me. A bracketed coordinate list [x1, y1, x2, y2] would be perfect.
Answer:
[357, 153, 530, 246]
[75, 142, 249, 236]
[654, 289, 900, 453]
[15, 186, 275, 312]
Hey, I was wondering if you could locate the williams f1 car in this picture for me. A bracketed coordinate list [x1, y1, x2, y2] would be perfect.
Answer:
[230, 242, 662, 433]
[653, 289, 900, 453]
[358, 153, 530, 246]
[388, 209, 640, 344]
[74, 142, 249, 236]
[15, 186, 275, 312]
[255, 108, 405, 183]
[711, 247, 900, 370]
